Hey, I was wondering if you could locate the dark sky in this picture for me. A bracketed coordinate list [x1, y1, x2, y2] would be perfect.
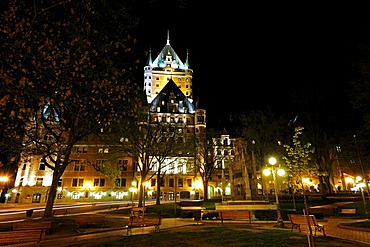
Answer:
[134, 2, 370, 129]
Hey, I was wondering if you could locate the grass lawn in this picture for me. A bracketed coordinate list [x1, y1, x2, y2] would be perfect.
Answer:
[65, 223, 369, 247]
[64, 198, 370, 247]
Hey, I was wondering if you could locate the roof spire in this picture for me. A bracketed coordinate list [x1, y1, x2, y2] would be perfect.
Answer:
[146, 44, 153, 66]
[185, 48, 189, 69]
[167, 30, 170, 45]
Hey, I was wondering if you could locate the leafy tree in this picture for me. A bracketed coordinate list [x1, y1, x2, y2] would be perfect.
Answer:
[239, 110, 290, 171]
[235, 110, 290, 198]
[0, 0, 141, 217]
[288, 77, 359, 197]
[347, 38, 370, 178]
[92, 153, 125, 186]
[282, 126, 317, 246]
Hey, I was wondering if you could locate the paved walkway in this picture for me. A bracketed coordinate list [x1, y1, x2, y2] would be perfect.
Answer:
[311, 217, 370, 245]
[2, 202, 370, 246]
[30, 217, 370, 247]
[36, 218, 197, 247]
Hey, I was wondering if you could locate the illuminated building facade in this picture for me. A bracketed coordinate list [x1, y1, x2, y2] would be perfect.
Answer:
[9, 32, 254, 204]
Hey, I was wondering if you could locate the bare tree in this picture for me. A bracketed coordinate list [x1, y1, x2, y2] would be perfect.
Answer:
[194, 128, 222, 201]
[109, 113, 193, 206]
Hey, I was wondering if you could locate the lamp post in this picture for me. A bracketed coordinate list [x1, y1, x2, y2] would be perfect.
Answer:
[129, 181, 137, 213]
[263, 157, 285, 227]
[356, 176, 368, 215]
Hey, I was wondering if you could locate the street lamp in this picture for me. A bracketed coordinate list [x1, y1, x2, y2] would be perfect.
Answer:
[356, 176, 368, 215]
[263, 157, 285, 227]
[129, 181, 137, 213]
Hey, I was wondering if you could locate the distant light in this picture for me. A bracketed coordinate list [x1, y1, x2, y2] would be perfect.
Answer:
[268, 157, 277, 166]
[277, 169, 285, 176]
[263, 169, 271, 176]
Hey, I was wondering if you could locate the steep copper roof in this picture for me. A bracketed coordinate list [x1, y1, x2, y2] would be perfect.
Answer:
[149, 79, 194, 114]
[149, 32, 187, 70]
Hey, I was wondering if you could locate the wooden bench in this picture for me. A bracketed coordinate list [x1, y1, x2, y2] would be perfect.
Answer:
[126, 216, 162, 236]
[288, 214, 325, 236]
[340, 208, 356, 215]
[13, 220, 52, 235]
[131, 206, 145, 217]
[53, 208, 68, 216]
[110, 204, 120, 211]
[309, 214, 326, 236]
[0, 229, 46, 246]
[218, 211, 253, 225]
[215, 201, 277, 221]
[75, 215, 106, 230]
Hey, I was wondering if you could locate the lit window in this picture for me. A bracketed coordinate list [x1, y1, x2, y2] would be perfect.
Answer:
[39, 160, 45, 170]
[36, 178, 43, 186]
[117, 160, 128, 171]
[78, 179, 84, 187]
[178, 179, 183, 187]
[121, 178, 126, 187]
[94, 178, 105, 187]
[72, 178, 82, 187]
[187, 179, 192, 187]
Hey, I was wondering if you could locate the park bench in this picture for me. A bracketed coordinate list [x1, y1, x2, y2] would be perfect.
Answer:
[288, 214, 325, 236]
[309, 214, 326, 236]
[131, 206, 145, 217]
[340, 208, 356, 215]
[218, 210, 253, 225]
[126, 215, 162, 236]
[53, 208, 68, 216]
[109, 204, 120, 211]
[75, 215, 106, 230]
[0, 229, 47, 246]
[215, 201, 277, 223]
[13, 220, 53, 234]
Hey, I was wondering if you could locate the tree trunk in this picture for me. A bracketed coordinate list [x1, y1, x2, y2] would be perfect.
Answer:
[319, 176, 327, 199]
[138, 181, 143, 207]
[203, 179, 208, 201]
[155, 172, 161, 205]
[42, 173, 59, 219]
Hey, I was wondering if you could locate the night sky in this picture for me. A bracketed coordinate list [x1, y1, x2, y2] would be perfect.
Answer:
[133, 2, 370, 130]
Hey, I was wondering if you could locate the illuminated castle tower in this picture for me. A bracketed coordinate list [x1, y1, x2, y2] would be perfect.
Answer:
[143, 31, 193, 107]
